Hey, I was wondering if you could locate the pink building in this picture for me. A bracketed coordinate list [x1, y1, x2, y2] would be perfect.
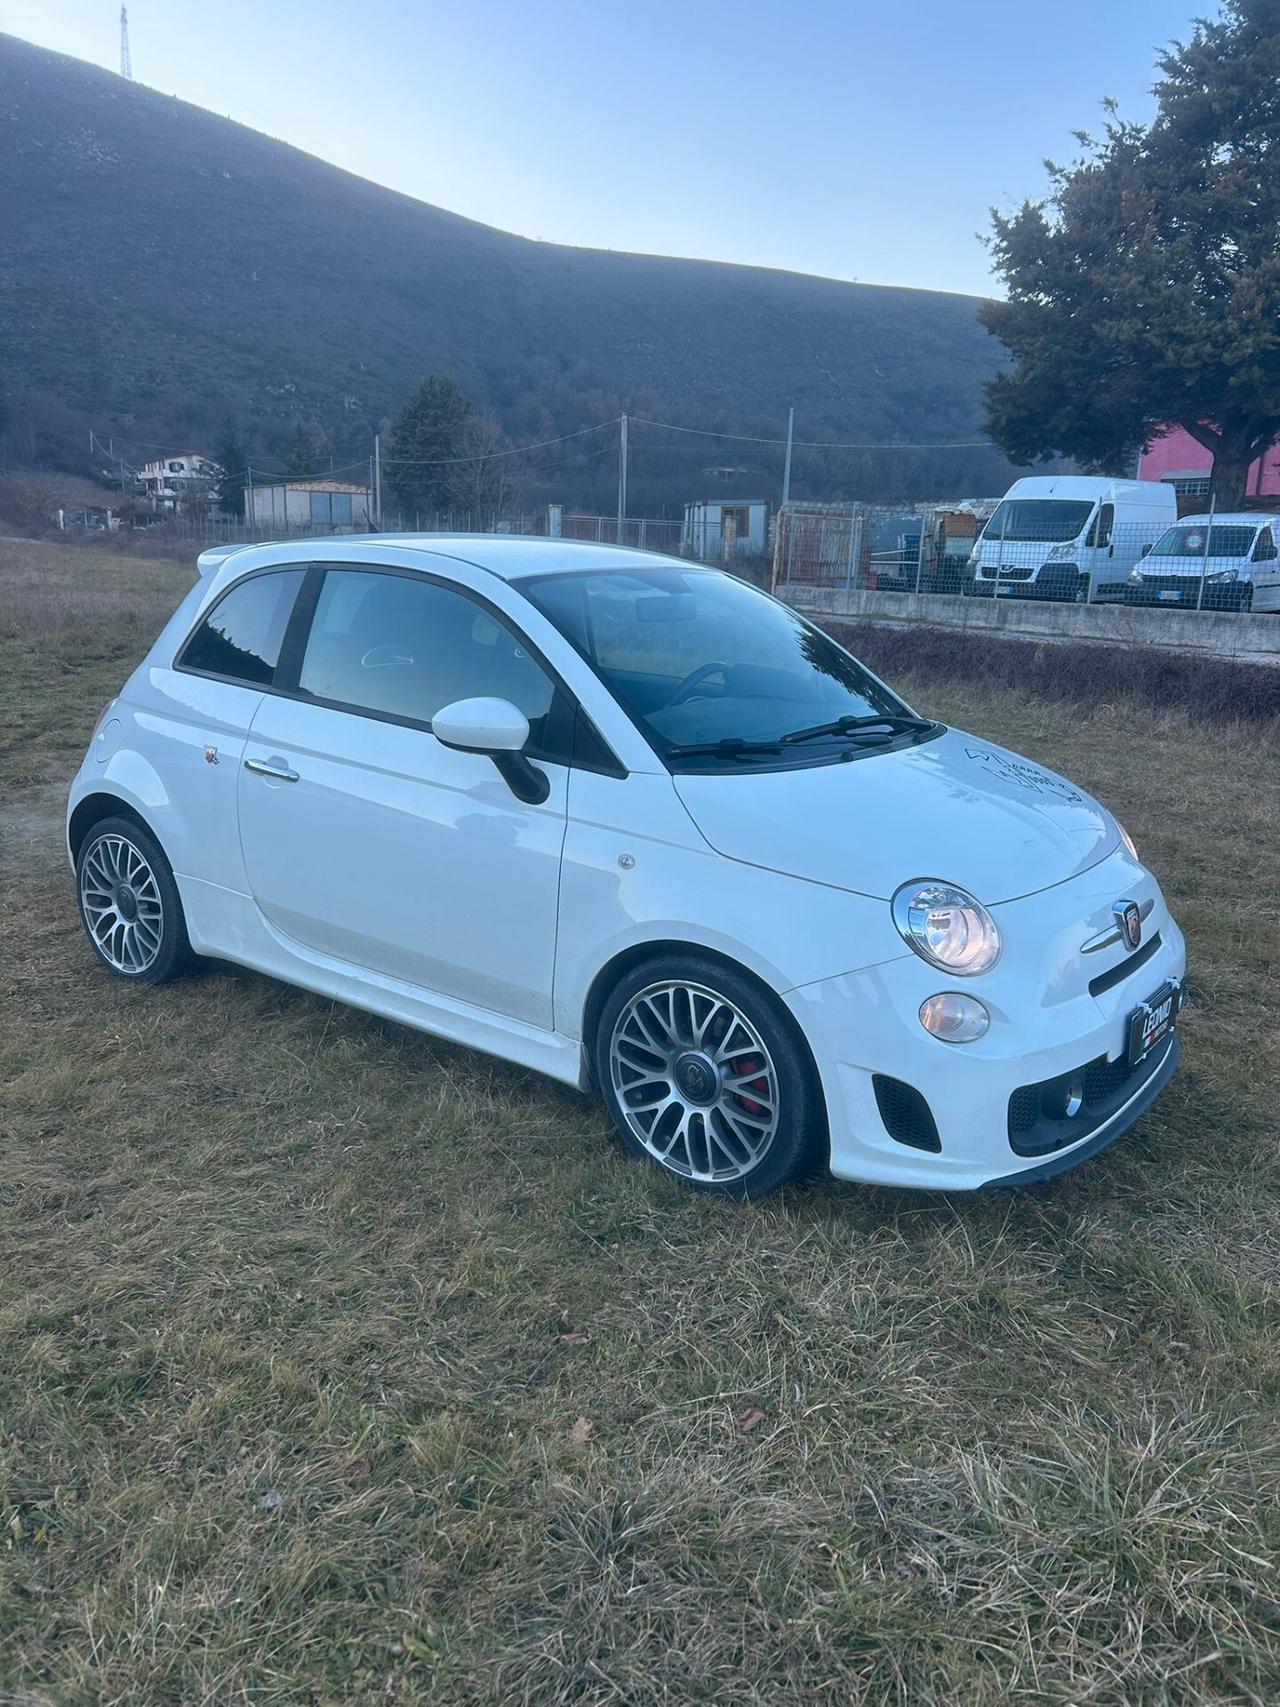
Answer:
[1138, 425, 1280, 499]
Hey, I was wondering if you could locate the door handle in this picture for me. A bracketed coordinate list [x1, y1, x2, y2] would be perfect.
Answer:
[244, 757, 299, 782]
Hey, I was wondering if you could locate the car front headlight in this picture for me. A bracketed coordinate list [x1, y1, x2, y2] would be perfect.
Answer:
[892, 882, 1001, 975]
[1209, 567, 1238, 582]
[1046, 543, 1076, 560]
[1115, 819, 1139, 861]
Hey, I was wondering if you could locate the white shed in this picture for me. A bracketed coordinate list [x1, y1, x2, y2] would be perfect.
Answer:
[246, 480, 373, 531]
[682, 499, 769, 560]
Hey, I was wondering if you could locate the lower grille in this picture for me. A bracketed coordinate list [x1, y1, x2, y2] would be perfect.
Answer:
[873, 1075, 942, 1153]
[1007, 1035, 1173, 1157]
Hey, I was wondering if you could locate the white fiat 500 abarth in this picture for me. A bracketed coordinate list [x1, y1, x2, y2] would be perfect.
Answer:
[68, 537, 1185, 1196]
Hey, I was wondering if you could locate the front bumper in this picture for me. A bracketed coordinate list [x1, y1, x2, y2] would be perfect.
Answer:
[981, 1034, 1179, 1187]
[784, 854, 1186, 1190]
[1105, 577, 1250, 610]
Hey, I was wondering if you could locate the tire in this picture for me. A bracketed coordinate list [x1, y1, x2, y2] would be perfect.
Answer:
[75, 815, 195, 984]
[594, 952, 827, 1198]
[1036, 568, 1078, 603]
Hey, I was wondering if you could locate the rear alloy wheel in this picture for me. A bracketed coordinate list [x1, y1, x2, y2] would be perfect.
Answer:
[76, 816, 194, 983]
[596, 954, 825, 1197]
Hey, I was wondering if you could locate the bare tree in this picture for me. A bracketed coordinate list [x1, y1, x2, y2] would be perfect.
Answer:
[444, 417, 511, 525]
[179, 468, 217, 520]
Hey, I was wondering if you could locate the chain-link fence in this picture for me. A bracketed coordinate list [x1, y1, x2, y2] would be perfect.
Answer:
[75, 507, 685, 553]
[773, 500, 1280, 615]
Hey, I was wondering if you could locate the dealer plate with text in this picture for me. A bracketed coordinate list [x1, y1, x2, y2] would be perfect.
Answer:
[1126, 980, 1182, 1069]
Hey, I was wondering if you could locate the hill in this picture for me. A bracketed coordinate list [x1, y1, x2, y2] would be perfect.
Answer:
[0, 33, 1016, 507]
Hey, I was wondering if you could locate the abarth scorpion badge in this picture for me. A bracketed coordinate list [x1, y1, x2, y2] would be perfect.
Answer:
[1114, 899, 1143, 951]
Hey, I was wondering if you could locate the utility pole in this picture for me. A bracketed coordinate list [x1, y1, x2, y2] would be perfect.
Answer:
[373, 431, 383, 529]
[781, 405, 794, 509]
[616, 413, 629, 544]
[119, 6, 133, 79]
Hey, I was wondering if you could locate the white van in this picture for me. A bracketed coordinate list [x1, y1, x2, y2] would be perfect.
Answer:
[966, 476, 1177, 602]
[1123, 512, 1280, 612]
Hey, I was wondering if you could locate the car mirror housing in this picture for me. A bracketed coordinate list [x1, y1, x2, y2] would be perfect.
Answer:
[431, 698, 548, 804]
[433, 697, 530, 754]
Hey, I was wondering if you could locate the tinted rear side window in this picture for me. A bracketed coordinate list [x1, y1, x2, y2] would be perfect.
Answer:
[178, 570, 304, 685]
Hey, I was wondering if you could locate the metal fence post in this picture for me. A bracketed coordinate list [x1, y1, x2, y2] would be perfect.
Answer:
[913, 508, 929, 597]
[1201, 498, 1215, 611]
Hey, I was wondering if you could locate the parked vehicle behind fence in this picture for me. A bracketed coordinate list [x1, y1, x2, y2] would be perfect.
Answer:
[1098, 512, 1280, 612]
[965, 476, 1177, 603]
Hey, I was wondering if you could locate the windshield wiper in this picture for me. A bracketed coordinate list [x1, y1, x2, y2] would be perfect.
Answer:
[664, 736, 784, 761]
[782, 713, 935, 746]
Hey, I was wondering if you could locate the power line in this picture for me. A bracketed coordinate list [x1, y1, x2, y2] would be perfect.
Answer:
[628, 415, 993, 450]
[380, 418, 621, 467]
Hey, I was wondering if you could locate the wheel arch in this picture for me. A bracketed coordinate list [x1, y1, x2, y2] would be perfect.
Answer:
[68, 792, 160, 863]
[580, 939, 828, 1136]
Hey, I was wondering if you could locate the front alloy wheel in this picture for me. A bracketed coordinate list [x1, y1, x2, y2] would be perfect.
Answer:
[596, 955, 825, 1197]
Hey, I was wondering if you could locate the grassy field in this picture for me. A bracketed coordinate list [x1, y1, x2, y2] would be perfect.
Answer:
[1, 537, 1278, 1706]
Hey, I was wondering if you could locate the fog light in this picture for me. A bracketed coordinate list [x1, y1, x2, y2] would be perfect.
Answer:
[1055, 1077, 1085, 1119]
[919, 992, 990, 1043]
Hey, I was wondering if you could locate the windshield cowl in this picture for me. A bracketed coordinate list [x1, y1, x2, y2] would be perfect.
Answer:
[664, 714, 941, 770]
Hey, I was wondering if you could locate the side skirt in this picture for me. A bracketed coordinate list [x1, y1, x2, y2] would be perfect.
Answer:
[178, 876, 590, 1089]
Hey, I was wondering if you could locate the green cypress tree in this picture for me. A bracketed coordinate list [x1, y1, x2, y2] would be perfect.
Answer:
[281, 424, 318, 480]
[386, 376, 473, 517]
[212, 422, 249, 517]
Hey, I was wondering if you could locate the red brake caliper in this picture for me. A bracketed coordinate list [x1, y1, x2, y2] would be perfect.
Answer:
[729, 1054, 768, 1115]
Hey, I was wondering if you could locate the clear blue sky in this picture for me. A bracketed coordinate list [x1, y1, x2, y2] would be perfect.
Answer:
[6, 0, 1199, 296]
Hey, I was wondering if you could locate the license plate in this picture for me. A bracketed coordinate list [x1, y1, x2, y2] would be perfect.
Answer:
[1126, 980, 1182, 1068]
[1157, 589, 1183, 603]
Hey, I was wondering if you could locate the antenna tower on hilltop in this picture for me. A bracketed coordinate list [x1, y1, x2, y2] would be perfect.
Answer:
[120, 6, 133, 80]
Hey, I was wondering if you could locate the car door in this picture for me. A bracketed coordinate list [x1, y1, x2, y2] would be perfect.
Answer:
[236, 565, 570, 1029]
[1080, 500, 1115, 586]
[1250, 525, 1280, 609]
[161, 565, 307, 894]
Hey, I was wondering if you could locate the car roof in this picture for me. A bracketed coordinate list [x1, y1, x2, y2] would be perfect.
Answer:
[1003, 476, 1171, 500]
[1169, 512, 1278, 528]
[199, 533, 698, 583]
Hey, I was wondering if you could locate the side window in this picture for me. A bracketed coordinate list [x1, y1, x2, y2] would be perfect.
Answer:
[297, 569, 561, 753]
[1252, 528, 1277, 562]
[1089, 503, 1114, 547]
[178, 569, 304, 685]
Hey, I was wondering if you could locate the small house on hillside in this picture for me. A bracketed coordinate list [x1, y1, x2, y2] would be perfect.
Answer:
[136, 454, 220, 511]
[246, 480, 373, 531]
[683, 498, 769, 560]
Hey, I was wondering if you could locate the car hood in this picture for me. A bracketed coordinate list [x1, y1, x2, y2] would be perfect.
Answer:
[673, 728, 1117, 904]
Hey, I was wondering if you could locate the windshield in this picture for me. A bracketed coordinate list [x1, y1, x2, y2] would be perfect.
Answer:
[1148, 524, 1257, 559]
[981, 499, 1094, 544]
[519, 566, 917, 762]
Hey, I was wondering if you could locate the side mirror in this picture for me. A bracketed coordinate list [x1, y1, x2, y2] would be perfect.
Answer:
[1140, 541, 1153, 558]
[432, 697, 549, 805]
[433, 697, 530, 753]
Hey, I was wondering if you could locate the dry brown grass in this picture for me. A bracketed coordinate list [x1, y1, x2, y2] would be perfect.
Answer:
[1, 537, 1277, 1704]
